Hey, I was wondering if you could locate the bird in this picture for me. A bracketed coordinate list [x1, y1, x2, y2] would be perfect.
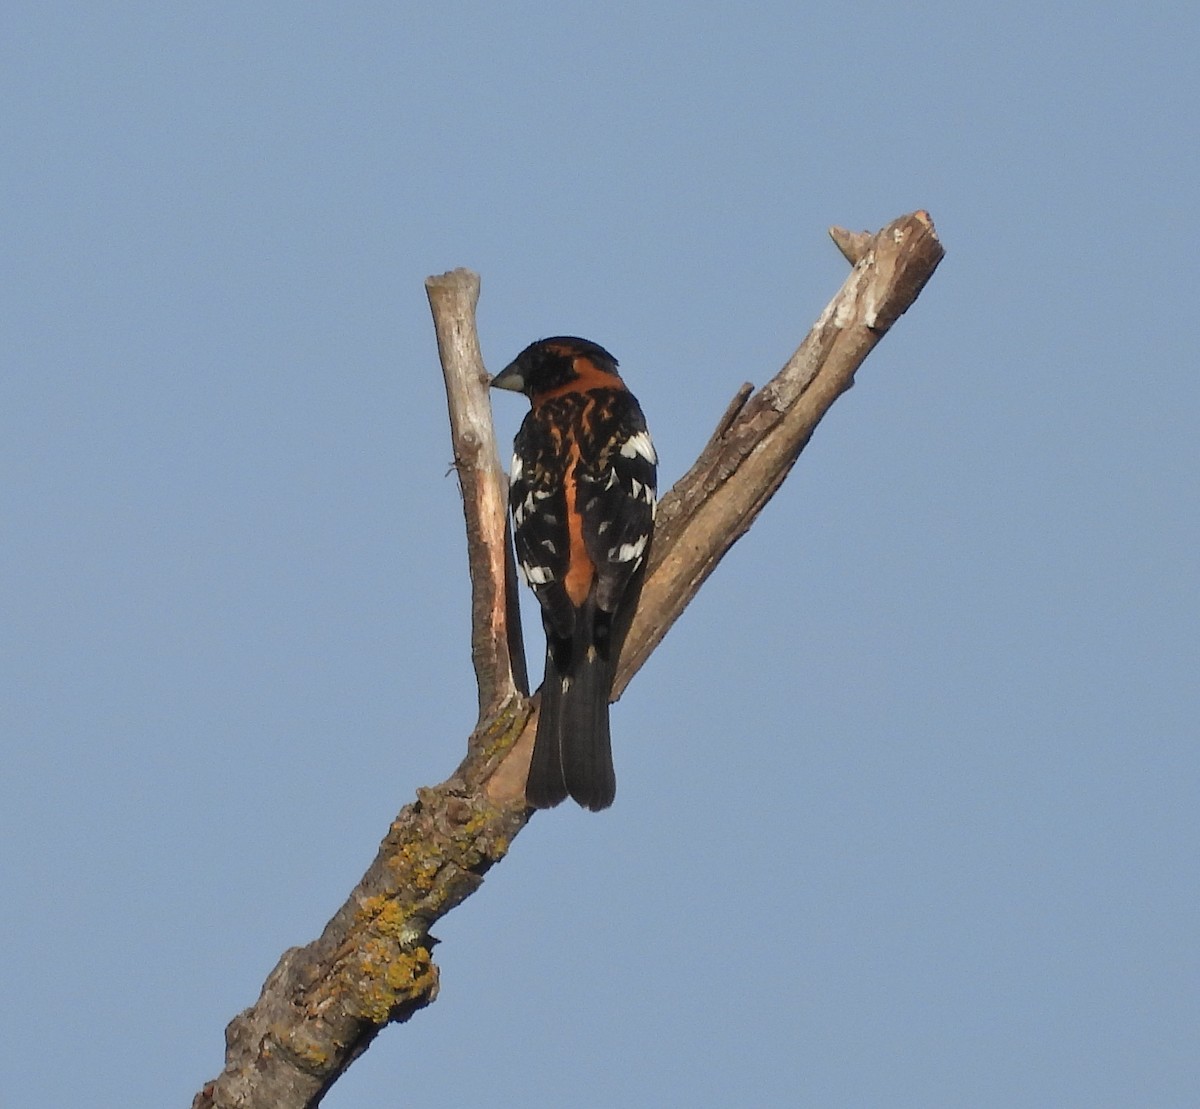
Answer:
[490, 337, 657, 811]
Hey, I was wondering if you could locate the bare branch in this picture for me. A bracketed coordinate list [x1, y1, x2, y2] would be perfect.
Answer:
[701, 382, 755, 455]
[828, 224, 874, 265]
[194, 212, 944, 1109]
[425, 269, 528, 718]
[615, 210, 944, 689]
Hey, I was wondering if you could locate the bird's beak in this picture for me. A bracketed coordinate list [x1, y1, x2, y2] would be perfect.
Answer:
[489, 361, 525, 393]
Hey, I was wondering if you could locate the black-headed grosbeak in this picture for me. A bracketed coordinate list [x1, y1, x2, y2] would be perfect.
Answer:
[491, 337, 657, 811]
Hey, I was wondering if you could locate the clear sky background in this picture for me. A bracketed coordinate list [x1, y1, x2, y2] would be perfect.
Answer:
[4, 3, 1197, 1107]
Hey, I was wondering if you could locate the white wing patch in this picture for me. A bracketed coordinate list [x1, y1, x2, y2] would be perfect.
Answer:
[513, 488, 551, 527]
[510, 453, 523, 482]
[628, 476, 656, 505]
[619, 430, 657, 464]
[521, 562, 553, 585]
[610, 534, 648, 563]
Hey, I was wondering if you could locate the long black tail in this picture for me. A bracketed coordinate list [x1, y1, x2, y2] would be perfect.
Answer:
[526, 605, 615, 811]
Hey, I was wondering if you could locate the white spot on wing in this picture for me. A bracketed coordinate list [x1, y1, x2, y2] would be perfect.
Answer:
[514, 490, 543, 528]
[522, 563, 553, 585]
[611, 535, 648, 563]
[510, 454, 523, 482]
[619, 430, 657, 464]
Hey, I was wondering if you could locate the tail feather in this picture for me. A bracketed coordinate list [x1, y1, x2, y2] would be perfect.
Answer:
[525, 605, 616, 811]
[561, 644, 614, 811]
[526, 651, 569, 808]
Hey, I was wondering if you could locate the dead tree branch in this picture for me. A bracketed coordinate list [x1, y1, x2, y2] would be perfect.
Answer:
[193, 211, 944, 1109]
[426, 268, 530, 715]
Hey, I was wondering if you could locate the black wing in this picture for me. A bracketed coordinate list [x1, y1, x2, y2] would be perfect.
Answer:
[510, 388, 656, 628]
[574, 389, 657, 614]
[509, 406, 575, 639]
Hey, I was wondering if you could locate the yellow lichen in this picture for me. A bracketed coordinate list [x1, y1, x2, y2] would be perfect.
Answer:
[290, 1036, 331, 1069]
[353, 945, 438, 1023]
[271, 1021, 333, 1072]
[385, 947, 436, 993]
[476, 696, 532, 761]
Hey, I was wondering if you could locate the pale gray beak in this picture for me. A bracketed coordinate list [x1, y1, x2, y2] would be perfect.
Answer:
[489, 361, 526, 393]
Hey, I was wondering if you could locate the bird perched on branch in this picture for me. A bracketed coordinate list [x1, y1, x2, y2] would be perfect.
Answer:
[491, 337, 657, 811]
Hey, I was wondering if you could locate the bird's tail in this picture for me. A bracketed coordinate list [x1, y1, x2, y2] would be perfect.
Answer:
[526, 605, 615, 811]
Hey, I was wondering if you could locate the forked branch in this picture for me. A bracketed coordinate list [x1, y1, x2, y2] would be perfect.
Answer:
[193, 211, 944, 1109]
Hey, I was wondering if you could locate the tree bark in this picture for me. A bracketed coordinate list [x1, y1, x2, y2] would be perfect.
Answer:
[193, 211, 944, 1109]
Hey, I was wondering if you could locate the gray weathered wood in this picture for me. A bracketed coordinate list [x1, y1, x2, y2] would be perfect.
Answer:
[193, 212, 944, 1109]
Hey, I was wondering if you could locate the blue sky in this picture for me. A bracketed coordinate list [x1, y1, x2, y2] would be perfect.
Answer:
[3, 3, 1197, 1106]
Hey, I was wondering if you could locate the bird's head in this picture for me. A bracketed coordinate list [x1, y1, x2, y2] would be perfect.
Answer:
[490, 336, 621, 400]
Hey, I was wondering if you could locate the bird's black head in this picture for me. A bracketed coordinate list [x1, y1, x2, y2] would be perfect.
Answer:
[490, 336, 620, 399]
